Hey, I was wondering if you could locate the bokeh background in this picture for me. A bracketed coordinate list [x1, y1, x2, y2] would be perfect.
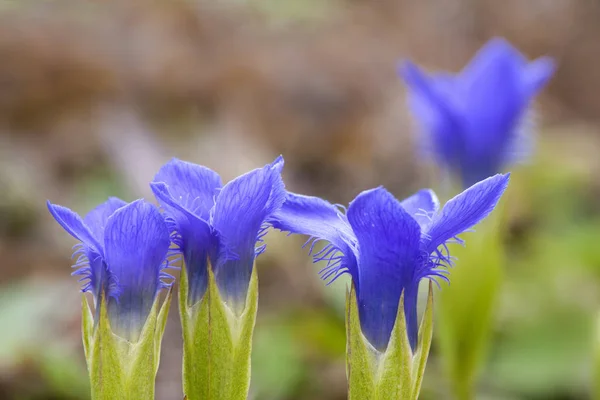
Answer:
[1, 0, 599, 399]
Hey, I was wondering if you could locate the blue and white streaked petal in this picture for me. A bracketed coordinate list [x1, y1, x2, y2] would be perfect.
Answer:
[423, 173, 510, 254]
[211, 156, 286, 308]
[347, 187, 422, 350]
[47, 202, 104, 256]
[154, 158, 222, 221]
[272, 192, 358, 283]
[48, 201, 108, 298]
[152, 156, 286, 312]
[400, 189, 439, 228]
[82, 197, 127, 299]
[83, 197, 127, 241]
[104, 200, 171, 341]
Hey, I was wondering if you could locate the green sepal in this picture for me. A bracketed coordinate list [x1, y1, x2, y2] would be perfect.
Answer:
[411, 282, 434, 399]
[346, 282, 435, 400]
[82, 295, 93, 361]
[180, 261, 258, 400]
[83, 289, 172, 400]
[346, 283, 377, 399]
[154, 287, 173, 375]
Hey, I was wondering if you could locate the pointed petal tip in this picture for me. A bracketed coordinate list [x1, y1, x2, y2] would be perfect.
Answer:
[489, 172, 511, 188]
[47, 201, 104, 255]
[480, 37, 521, 58]
[353, 185, 390, 200]
[465, 173, 511, 200]
[424, 172, 510, 253]
[524, 56, 556, 93]
[106, 196, 126, 204]
[149, 180, 167, 192]
[46, 199, 55, 213]
[268, 155, 285, 176]
[484, 36, 514, 50]
[271, 154, 284, 166]
[397, 59, 426, 84]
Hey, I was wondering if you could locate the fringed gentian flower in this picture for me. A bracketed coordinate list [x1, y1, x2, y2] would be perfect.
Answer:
[399, 38, 554, 187]
[150, 156, 285, 313]
[273, 173, 509, 351]
[151, 156, 285, 400]
[47, 198, 173, 341]
[48, 198, 174, 398]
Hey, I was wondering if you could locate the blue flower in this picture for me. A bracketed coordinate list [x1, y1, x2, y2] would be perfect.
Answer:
[47, 198, 172, 341]
[273, 174, 509, 351]
[399, 38, 554, 187]
[150, 156, 285, 313]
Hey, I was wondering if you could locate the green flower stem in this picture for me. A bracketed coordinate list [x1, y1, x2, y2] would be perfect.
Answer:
[594, 313, 600, 400]
[346, 281, 434, 400]
[180, 262, 258, 400]
[82, 289, 172, 400]
[437, 206, 505, 400]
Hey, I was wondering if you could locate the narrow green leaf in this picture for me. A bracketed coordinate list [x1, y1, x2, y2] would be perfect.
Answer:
[346, 283, 376, 400]
[411, 281, 434, 399]
[230, 265, 258, 399]
[81, 295, 93, 364]
[180, 263, 199, 398]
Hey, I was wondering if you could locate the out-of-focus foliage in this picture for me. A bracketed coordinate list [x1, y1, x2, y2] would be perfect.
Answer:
[437, 212, 505, 400]
[594, 314, 600, 400]
[0, 0, 599, 399]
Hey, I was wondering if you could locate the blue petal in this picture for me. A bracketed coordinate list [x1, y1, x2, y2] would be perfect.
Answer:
[151, 182, 216, 305]
[400, 189, 440, 228]
[347, 187, 422, 351]
[460, 38, 526, 81]
[400, 61, 462, 131]
[83, 197, 127, 240]
[47, 201, 104, 256]
[461, 44, 524, 182]
[423, 173, 510, 254]
[461, 39, 523, 119]
[103, 200, 171, 341]
[269, 154, 285, 174]
[272, 192, 358, 282]
[521, 56, 555, 96]
[210, 157, 286, 310]
[400, 62, 464, 170]
[153, 158, 222, 220]
[49, 201, 114, 301]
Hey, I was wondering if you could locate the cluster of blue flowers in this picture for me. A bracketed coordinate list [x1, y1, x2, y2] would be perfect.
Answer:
[48, 38, 551, 356]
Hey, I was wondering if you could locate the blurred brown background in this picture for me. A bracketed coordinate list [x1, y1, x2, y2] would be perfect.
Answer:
[1, 0, 599, 399]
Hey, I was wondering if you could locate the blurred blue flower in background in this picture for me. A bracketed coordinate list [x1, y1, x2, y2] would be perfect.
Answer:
[47, 199, 173, 341]
[399, 38, 554, 187]
[273, 174, 509, 351]
[151, 156, 285, 313]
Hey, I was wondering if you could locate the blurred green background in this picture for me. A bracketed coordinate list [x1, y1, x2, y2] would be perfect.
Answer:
[0, 0, 599, 399]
